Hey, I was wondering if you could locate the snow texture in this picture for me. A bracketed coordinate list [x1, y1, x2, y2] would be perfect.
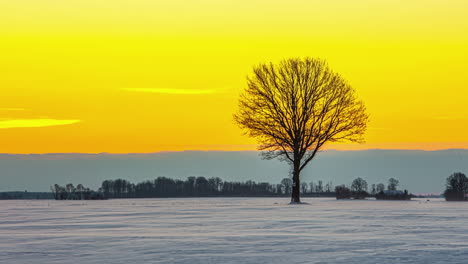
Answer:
[1, 198, 468, 263]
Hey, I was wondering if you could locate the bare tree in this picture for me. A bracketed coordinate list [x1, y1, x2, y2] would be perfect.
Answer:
[309, 181, 315, 193]
[446, 172, 468, 193]
[376, 183, 385, 193]
[50, 185, 58, 200]
[388, 178, 399, 191]
[234, 57, 368, 203]
[76, 184, 84, 200]
[444, 172, 468, 201]
[281, 178, 293, 194]
[66, 183, 75, 200]
[325, 181, 333, 192]
[351, 177, 368, 192]
[316, 180, 324, 193]
[301, 182, 308, 194]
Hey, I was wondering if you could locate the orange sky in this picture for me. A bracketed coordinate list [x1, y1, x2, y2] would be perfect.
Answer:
[1, 0, 468, 153]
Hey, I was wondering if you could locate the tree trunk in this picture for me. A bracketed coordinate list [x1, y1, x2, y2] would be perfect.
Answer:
[291, 163, 301, 203]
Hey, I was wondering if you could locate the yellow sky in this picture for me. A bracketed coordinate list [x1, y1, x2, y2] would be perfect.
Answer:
[1, 0, 468, 153]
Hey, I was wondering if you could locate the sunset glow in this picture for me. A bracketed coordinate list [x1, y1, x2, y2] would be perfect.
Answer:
[1, 0, 467, 153]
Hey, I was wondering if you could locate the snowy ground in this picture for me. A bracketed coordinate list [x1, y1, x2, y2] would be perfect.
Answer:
[1, 198, 468, 263]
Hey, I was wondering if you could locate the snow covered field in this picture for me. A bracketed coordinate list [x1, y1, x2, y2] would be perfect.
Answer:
[1, 198, 468, 263]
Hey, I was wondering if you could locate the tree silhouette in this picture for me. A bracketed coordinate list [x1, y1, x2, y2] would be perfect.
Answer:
[351, 177, 368, 192]
[51, 183, 103, 200]
[66, 183, 75, 200]
[309, 181, 315, 193]
[444, 172, 468, 201]
[76, 184, 84, 200]
[316, 180, 324, 193]
[301, 182, 308, 194]
[281, 178, 293, 194]
[335, 185, 352, 199]
[388, 178, 399, 191]
[376, 183, 385, 193]
[234, 57, 368, 203]
[351, 177, 368, 199]
[325, 181, 333, 193]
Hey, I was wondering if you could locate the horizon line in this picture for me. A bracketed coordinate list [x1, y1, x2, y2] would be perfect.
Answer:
[1, 148, 468, 155]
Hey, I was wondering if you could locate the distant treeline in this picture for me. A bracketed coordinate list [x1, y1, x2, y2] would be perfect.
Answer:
[0, 177, 336, 200]
[334, 177, 412, 200]
[51, 184, 105, 200]
[1, 172, 465, 201]
[99, 177, 334, 198]
[0, 176, 414, 200]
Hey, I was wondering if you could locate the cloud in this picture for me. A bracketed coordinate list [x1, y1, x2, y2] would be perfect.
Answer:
[121, 88, 215, 95]
[0, 119, 81, 129]
[0, 108, 26, 111]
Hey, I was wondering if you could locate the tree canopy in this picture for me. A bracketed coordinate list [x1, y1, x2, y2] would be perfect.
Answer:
[235, 57, 368, 203]
[444, 172, 468, 201]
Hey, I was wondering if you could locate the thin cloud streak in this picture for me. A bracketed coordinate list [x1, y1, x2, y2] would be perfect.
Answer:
[0, 119, 81, 129]
[121, 88, 216, 95]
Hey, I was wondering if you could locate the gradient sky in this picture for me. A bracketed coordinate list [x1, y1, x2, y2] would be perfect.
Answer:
[1, 0, 468, 153]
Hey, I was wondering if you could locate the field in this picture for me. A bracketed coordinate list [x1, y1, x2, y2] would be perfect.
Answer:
[2, 198, 468, 263]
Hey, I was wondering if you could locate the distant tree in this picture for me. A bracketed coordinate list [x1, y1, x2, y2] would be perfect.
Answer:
[50, 185, 58, 200]
[76, 184, 84, 200]
[388, 178, 399, 191]
[350, 177, 368, 199]
[51, 184, 67, 200]
[113, 179, 123, 197]
[101, 180, 111, 198]
[154, 177, 176, 196]
[208, 177, 223, 193]
[446, 172, 468, 193]
[370, 184, 376, 195]
[444, 172, 468, 201]
[325, 181, 333, 193]
[335, 185, 352, 199]
[315, 180, 324, 193]
[309, 181, 315, 193]
[66, 183, 75, 200]
[276, 184, 283, 194]
[281, 178, 293, 194]
[234, 58, 369, 203]
[185, 177, 196, 195]
[351, 177, 368, 192]
[376, 183, 385, 193]
[195, 176, 210, 195]
[301, 182, 308, 194]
